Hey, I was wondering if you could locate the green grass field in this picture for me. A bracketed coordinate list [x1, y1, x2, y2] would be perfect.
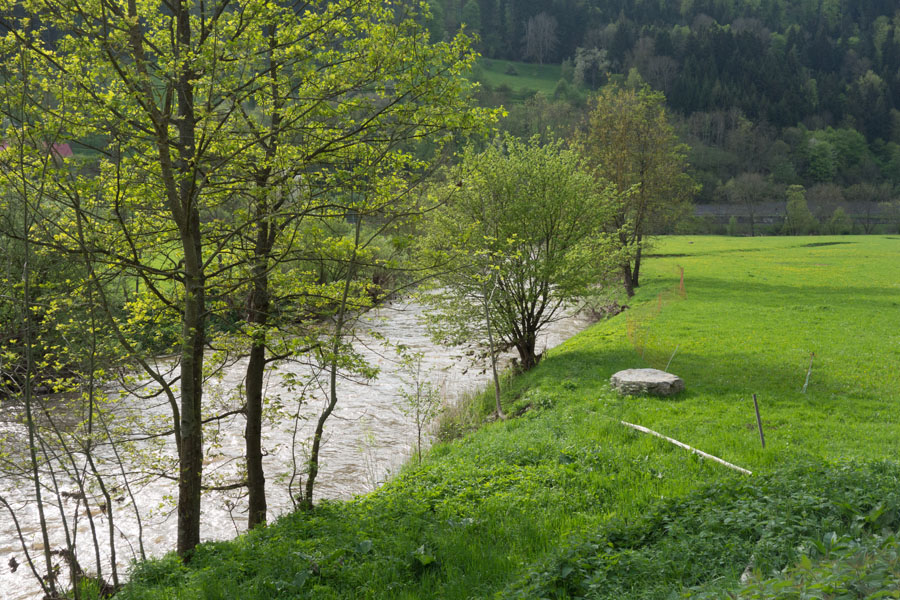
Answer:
[117, 235, 900, 600]
[474, 58, 562, 97]
[585, 235, 900, 466]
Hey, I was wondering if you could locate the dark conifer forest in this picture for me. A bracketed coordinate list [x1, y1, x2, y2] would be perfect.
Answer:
[436, 0, 900, 231]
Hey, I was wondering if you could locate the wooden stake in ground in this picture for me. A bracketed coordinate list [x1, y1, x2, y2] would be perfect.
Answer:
[619, 421, 752, 475]
[752, 394, 765, 449]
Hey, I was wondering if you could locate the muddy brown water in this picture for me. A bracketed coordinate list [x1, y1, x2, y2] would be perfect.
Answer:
[0, 300, 592, 600]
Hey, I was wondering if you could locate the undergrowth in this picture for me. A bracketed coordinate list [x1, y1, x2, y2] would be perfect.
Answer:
[502, 460, 900, 599]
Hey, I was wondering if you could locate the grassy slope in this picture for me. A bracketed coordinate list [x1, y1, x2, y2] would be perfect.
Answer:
[118, 235, 900, 600]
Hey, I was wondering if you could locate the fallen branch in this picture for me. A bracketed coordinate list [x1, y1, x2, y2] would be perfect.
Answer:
[619, 420, 752, 475]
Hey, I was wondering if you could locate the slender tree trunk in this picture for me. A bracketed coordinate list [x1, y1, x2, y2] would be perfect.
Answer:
[173, 122, 205, 557]
[245, 252, 270, 528]
[622, 263, 635, 297]
[301, 220, 361, 510]
[243, 27, 286, 526]
[632, 234, 643, 288]
[132, 0, 206, 557]
[172, 0, 205, 559]
[482, 284, 504, 418]
[82, 237, 119, 588]
[243, 26, 282, 527]
[177, 229, 205, 557]
[20, 156, 57, 600]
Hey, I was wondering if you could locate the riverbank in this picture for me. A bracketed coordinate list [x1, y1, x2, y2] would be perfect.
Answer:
[0, 299, 592, 600]
[111, 236, 900, 598]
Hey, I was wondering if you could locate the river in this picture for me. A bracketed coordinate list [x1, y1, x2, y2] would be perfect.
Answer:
[0, 300, 593, 600]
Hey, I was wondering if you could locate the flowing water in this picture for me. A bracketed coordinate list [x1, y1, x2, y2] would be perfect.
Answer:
[0, 300, 592, 600]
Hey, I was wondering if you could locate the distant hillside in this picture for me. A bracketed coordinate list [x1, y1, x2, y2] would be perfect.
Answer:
[439, 0, 900, 215]
[435, 0, 900, 140]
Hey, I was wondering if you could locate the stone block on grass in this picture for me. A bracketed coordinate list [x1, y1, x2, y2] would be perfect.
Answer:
[610, 368, 684, 396]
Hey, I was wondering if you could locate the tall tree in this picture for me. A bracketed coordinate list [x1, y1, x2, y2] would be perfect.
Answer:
[724, 172, 776, 236]
[522, 12, 559, 64]
[575, 84, 695, 296]
[781, 184, 819, 234]
[574, 46, 610, 89]
[3, 0, 231, 557]
[461, 0, 482, 32]
[214, 0, 490, 528]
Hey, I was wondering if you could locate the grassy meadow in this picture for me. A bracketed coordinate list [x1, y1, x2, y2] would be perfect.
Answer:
[587, 234, 900, 466]
[117, 235, 900, 600]
[474, 58, 562, 97]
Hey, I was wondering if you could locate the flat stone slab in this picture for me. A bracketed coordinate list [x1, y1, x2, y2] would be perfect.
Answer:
[610, 368, 684, 396]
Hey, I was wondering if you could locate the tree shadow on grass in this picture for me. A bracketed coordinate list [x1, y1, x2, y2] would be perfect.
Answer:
[798, 241, 855, 248]
[682, 275, 900, 310]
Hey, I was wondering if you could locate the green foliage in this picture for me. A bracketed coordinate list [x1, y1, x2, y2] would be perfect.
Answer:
[460, 0, 481, 32]
[425, 0, 445, 42]
[782, 185, 820, 235]
[419, 135, 617, 370]
[576, 83, 695, 293]
[503, 461, 900, 600]
[726, 215, 740, 236]
[806, 138, 839, 182]
[828, 206, 854, 235]
[577, 84, 695, 234]
[1, 0, 498, 567]
[462, 2, 900, 222]
[573, 47, 609, 90]
[737, 531, 900, 599]
[396, 350, 443, 462]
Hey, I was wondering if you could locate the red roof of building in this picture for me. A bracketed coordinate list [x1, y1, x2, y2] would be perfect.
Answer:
[0, 141, 74, 159]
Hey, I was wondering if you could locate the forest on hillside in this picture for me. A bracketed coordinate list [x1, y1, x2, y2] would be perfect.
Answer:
[432, 0, 900, 232]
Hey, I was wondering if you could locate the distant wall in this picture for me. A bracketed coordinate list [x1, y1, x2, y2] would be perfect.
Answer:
[694, 202, 892, 227]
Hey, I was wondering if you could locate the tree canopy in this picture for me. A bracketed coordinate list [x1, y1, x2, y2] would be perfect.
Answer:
[420, 136, 618, 372]
[575, 83, 695, 295]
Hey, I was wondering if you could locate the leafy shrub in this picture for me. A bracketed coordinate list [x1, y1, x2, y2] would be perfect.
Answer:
[727, 215, 740, 236]
[736, 530, 900, 599]
[126, 552, 190, 588]
[511, 387, 558, 415]
[501, 460, 900, 599]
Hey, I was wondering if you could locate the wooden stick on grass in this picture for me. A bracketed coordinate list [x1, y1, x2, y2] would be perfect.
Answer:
[752, 394, 765, 449]
[619, 420, 753, 475]
[665, 344, 679, 372]
[801, 352, 815, 393]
